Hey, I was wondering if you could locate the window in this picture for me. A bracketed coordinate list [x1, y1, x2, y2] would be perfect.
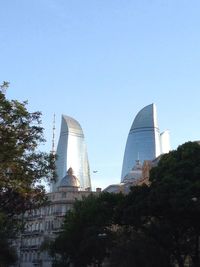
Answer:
[29, 252, 32, 262]
[62, 192, 67, 198]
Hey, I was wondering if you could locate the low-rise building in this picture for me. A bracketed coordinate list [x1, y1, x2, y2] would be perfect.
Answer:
[103, 158, 158, 194]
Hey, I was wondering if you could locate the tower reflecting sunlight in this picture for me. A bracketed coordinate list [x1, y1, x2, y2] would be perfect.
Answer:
[121, 104, 170, 182]
[52, 115, 91, 192]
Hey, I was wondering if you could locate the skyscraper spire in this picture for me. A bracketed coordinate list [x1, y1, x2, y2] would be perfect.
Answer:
[51, 113, 56, 155]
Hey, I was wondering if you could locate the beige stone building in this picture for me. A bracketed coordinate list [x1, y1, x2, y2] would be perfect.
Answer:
[16, 169, 96, 267]
[103, 159, 155, 194]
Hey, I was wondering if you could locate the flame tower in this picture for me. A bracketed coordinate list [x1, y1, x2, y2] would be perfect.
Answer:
[121, 104, 170, 182]
[52, 115, 91, 191]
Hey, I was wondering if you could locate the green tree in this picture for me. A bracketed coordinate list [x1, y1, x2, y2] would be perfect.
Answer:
[149, 142, 200, 267]
[49, 192, 124, 267]
[108, 227, 171, 267]
[48, 142, 200, 267]
[121, 142, 200, 267]
[0, 212, 18, 266]
[0, 85, 56, 264]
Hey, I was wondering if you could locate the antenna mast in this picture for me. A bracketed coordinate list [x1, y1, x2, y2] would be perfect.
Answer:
[51, 113, 56, 155]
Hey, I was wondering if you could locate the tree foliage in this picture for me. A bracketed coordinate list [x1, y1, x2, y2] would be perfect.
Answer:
[108, 227, 171, 267]
[49, 142, 200, 267]
[120, 142, 200, 267]
[0, 212, 18, 265]
[49, 193, 124, 267]
[0, 88, 56, 215]
[0, 85, 56, 264]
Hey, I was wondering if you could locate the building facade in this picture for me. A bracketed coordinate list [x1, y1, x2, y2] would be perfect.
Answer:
[104, 159, 153, 194]
[17, 170, 94, 267]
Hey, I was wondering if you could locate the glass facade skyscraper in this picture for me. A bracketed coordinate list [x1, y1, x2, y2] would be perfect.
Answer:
[52, 115, 91, 192]
[121, 104, 170, 182]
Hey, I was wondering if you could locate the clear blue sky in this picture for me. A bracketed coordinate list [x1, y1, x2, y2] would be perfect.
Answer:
[1, 0, 200, 190]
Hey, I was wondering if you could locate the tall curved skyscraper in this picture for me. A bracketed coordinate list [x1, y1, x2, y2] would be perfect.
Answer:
[52, 115, 91, 192]
[121, 104, 170, 182]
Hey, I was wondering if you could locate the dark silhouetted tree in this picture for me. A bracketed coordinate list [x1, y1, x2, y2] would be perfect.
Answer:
[121, 142, 200, 267]
[49, 192, 124, 267]
[0, 85, 56, 264]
